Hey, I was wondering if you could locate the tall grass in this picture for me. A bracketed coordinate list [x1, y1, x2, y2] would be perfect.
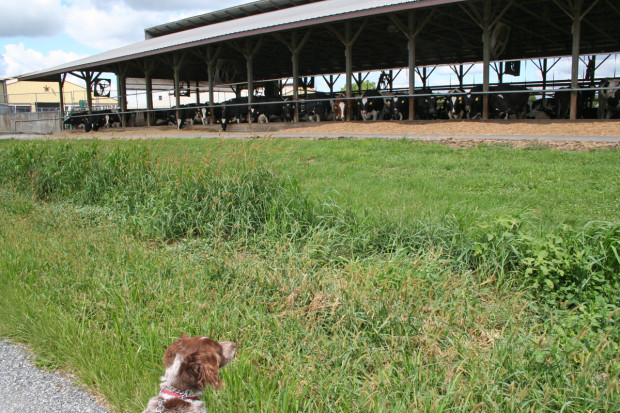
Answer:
[0, 141, 618, 412]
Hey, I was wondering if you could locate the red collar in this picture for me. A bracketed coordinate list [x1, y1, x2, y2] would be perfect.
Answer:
[159, 388, 200, 401]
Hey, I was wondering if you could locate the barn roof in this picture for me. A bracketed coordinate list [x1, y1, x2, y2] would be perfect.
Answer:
[144, 0, 323, 39]
[17, 0, 620, 85]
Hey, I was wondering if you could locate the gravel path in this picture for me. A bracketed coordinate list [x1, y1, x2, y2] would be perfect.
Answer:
[0, 339, 112, 413]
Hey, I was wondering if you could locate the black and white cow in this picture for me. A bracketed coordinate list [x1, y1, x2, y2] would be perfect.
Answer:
[447, 89, 467, 120]
[414, 88, 436, 120]
[302, 93, 333, 122]
[466, 85, 530, 119]
[64, 110, 119, 132]
[526, 98, 557, 119]
[250, 96, 284, 123]
[554, 88, 583, 119]
[175, 105, 204, 129]
[433, 95, 451, 119]
[392, 95, 409, 121]
[494, 84, 531, 119]
[359, 89, 385, 121]
[597, 78, 620, 119]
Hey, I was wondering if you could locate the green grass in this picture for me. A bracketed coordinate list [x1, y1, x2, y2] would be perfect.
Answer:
[0, 139, 618, 412]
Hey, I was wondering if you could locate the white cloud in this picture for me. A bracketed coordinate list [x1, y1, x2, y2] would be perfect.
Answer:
[0, 0, 65, 37]
[1, 43, 85, 77]
[117, 0, 233, 12]
[59, 0, 245, 52]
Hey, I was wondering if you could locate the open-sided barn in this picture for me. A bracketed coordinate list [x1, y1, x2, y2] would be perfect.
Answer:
[13, 0, 620, 127]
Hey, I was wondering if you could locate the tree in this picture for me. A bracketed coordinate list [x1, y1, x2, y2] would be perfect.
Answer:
[341, 80, 376, 93]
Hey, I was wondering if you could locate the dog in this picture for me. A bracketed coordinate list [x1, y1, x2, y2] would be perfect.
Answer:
[142, 335, 236, 413]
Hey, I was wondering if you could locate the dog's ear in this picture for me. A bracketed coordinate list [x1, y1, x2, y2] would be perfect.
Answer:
[182, 352, 222, 390]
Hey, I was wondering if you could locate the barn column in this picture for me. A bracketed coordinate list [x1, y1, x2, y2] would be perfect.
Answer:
[569, 0, 582, 120]
[207, 61, 215, 124]
[115, 67, 128, 128]
[344, 22, 353, 120]
[328, 21, 366, 121]
[232, 39, 263, 124]
[389, 10, 433, 120]
[145, 71, 153, 126]
[58, 73, 66, 130]
[555, 0, 600, 119]
[170, 53, 187, 124]
[139, 60, 155, 126]
[195, 45, 222, 125]
[407, 19, 415, 120]
[274, 30, 311, 122]
[82, 71, 94, 114]
[482, 0, 491, 120]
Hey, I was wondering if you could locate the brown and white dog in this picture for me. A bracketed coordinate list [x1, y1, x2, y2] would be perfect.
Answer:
[142, 335, 236, 413]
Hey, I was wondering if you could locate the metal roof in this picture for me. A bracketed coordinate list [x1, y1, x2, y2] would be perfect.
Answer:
[144, 0, 323, 39]
[18, 0, 620, 85]
[20, 0, 429, 81]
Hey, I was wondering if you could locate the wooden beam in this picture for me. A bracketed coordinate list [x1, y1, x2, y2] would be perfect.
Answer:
[482, 0, 491, 120]
[570, 0, 582, 120]
[58, 73, 66, 130]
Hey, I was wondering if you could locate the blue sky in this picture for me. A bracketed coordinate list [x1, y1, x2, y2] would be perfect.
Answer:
[1, 0, 618, 91]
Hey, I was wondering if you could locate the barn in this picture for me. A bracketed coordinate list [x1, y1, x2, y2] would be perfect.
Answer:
[12, 0, 620, 130]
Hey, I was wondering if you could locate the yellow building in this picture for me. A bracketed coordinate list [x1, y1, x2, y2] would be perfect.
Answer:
[6, 79, 117, 113]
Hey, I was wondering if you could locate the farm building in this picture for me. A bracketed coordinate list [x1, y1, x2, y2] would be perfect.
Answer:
[6, 0, 620, 131]
[5, 80, 117, 113]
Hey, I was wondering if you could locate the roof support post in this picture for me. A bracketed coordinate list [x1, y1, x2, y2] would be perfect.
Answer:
[145, 71, 153, 127]
[114, 67, 128, 127]
[58, 73, 66, 131]
[231, 38, 262, 124]
[274, 30, 311, 122]
[554, 0, 600, 118]
[139, 60, 155, 126]
[328, 20, 366, 121]
[195, 45, 222, 125]
[83, 72, 94, 115]
[482, 0, 491, 120]
[570, 0, 583, 120]
[170, 53, 187, 125]
[207, 61, 215, 124]
[390, 10, 433, 120]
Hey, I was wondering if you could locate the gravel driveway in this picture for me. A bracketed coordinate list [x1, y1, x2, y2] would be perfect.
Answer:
[0, 339, 112, 413]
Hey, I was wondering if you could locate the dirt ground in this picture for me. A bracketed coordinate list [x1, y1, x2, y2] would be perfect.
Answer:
[45, 119, 620, 151]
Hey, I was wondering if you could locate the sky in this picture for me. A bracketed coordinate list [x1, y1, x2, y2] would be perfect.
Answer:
[1, 0, 618, 94]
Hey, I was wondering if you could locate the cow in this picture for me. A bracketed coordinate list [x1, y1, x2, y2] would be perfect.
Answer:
[332, 95, 351, 121]
[382, 97, 394, 120]
[597, 78, 620, 119]
[358, 89, 385, 121]
[414, 88, 436, 120]
[301, 92, 333, 122]
[174, 105, 204, 129]
[525, 98, 557, 119]
[494, 84, 531, 119]
[152, 109, 177, 126]
[392, 95, 409, 120]
[554, 88, 583, 119]
[219, 97, 251, 131]
[466, 85, 529, 119]
[447, 89, 467, 120]
[63, 110, 118, 132]
[250, 96, 285, 123]
[433, 94, 451, 120]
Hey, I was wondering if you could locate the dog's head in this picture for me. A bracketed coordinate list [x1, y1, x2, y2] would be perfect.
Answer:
[162, 335, 236, 393]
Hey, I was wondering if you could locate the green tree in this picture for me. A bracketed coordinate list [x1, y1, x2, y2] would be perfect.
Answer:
[341, 80, 376, 93]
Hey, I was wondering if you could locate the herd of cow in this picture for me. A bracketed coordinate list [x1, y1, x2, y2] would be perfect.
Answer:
[64, 78, 620, 132]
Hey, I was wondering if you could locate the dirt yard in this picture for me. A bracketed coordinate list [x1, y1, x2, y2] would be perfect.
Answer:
[47, 119, 620, 151]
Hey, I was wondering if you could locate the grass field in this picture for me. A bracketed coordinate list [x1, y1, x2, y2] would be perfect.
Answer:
[0, 138, 618, 412]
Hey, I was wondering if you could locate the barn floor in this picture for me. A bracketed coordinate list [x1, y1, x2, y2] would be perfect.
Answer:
[7, 119, 620, 151]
